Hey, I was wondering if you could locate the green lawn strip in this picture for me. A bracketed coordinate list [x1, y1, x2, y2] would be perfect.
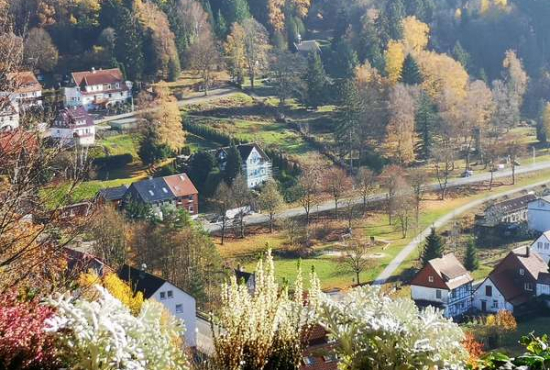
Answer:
[99, 134, 138, 158]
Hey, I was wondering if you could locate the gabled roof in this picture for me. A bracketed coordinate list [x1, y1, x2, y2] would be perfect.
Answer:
[98, 185, 128, 201]
[72, 68, 125, 87]
[213, 143, 270, 162]
[127, 177, 175, 204]
[511, 246, 548, 280]
[117, 264, 167, 299]
[163, 173, 198, 197]
[294, 40, 321, 53]
[7, 71, 41, 93]
[538, 272, 550, 286]
[416, 254, 473, 290]
[488, 194, 536, 214]
[487, 271, 529, 306]
[54, 106, 94, 128]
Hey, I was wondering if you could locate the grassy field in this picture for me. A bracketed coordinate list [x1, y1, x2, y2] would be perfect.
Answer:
[219, 169, 550, 290]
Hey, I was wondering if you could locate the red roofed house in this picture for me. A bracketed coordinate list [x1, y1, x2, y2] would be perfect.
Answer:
[50, 106, 96, 146]
[64, 68, 132, 111]
[411, 253, 474, 318]
[0, 71, 43, 110]
[473, 246, 549, 313]
[301, 325, 338, 370]
[162, 173, 199, 215]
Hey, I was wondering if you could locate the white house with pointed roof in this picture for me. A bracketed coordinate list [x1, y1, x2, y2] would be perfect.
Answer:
[530, 231, 550, 263]
[213, 143, 273, 188]
[410, 253, 474, 318]
[528, 196, 550, 233]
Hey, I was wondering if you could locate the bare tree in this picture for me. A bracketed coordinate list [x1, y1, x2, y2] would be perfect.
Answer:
[433, 141, 455, 200]
[323, 167, 352, 219]
[232, 174, 252, 238]
[212, 181, 233, 245]
[355, 167, 377, 216]
[188, 27, 221, 96]
[90, 204, 129, 270]
[339, 238, 373, 285]
[296, 161, 321, 240]
[502, 133, 525, 185]
[484, 140, 502, 190]
[258, 180, 283, 233]
[394, 185, 415, 238]
[378, 165, 407, 225]
[241, 18, 270, 91]
[408, 169, 428, 227]
[23, 27, 58, 72]
[270, 50, 306, 104]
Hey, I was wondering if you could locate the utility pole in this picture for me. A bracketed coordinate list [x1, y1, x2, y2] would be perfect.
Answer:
[349, 128, 353, 175]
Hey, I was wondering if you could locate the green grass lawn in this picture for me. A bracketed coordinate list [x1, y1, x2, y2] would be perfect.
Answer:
[99, 134, 138, 158]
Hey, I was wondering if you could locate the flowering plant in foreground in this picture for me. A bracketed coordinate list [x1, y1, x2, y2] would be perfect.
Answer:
[0, 291, 59, 370]
[316, 286, 468, 370]
[45, 286, 189, 370]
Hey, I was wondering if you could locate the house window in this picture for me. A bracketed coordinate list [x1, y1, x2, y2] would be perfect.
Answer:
[519, 269, 525, 276]
[538, 242, 543, 249]
[175, 304, 183, 313]
[167, 290, 173, 298]
[546, 243, 549, 250]
[160, 292, 166, 300]
[492, 300, 499, 309]
[525, 282, 533, 291]
[428, 276, 434, 282]
[303, 357, 313, 366]
[189, 206, 194, 213]
[485, 286, 492, 297]
[436, 289, 442, 299]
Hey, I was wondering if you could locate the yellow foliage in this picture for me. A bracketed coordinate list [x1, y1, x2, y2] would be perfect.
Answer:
[79, 271, 144, 315]
[401, 16, 430, 53]
[291, 0, 311, 18]
[268, 0, 286, 31]
[385, 40, 405, 84]
[415, 50, 469, 101]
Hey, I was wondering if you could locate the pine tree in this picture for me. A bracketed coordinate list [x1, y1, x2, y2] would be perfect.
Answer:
[330, 39, 359, 79]
[224, 0, 251, 25]
[463, 238, 479, 271]
[401, 54, 423, 85]
[115, 6, 145, 81]
[304, 52, 327, 109]
[452, 41, 471, 71]
[415, 92, 436, 160]
[224, 145, 243, 184]
[421, 228, 444, 266]
[216, 9, 228, 38]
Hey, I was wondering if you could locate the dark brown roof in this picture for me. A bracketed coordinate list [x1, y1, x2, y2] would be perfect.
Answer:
[54, 106, 94, 128]
[163, 173, 198, 197]
[489, 271, 530, 306]
[539, 272, 550, 286]
[72, 68, 124, 87]
[428, 254, 473, 290]
[489, 194, 537, 214]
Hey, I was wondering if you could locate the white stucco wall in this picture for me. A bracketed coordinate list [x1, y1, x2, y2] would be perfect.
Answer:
[411, 285, 449, 303]
[151, 282, 197, 347]
[528, 200, 550, 233]
[530, 235, 550, 263]
[244, 147, 271, 188]
[473, 278, 514, 313]
[50, 125, 96, 146]
[0, 112, 19, 131]
[537, 283, 550, 296]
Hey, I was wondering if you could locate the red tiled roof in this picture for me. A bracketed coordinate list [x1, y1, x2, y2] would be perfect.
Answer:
[0, 130, 38, 156]
[72, 68, 124, 87]
[164, 173, 198, 197]
[489, 271, 529, 305]
[8, 71, 41, 93]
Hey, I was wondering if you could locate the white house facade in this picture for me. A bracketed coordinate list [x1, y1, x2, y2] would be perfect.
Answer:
[410, 254, 474, 318]
[0, 72, 43, 110]
[0, 102, 19, 131]
[50, 106, 95, 146]
[530, 231, 550, 263]
[213, 143, 273, 189]
[528, 197, 550, 233]
[64, 68, 132, 111]
[473, 277, 515, 313]
[149, 281, 197, 347]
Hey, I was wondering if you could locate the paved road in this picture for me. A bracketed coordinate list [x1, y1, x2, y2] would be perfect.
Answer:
[93, 87, 239, 126]
[196, 316, 214, 355]
[372, 177, 550, 285]
[203, 160, 550, 233]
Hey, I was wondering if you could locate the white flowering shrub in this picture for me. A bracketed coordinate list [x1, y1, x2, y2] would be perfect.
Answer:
[315, 286, 467, 370]
[45, 286, 189, 370]
[213, 250, 320, 370]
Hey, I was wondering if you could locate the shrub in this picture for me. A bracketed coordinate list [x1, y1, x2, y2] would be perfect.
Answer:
[93, 153, 133, 170]
[0, 291, 59, 370]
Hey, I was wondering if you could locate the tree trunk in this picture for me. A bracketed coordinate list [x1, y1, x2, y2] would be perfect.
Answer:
[269, 214, 274, 233]
[512, 164, 516, 185]
[221, 218, 226, 245]
[240, 214, 245, 238]
[362, 196, 367, 216]
[334, 198, 338, 220]
[356, 271, 361, 286]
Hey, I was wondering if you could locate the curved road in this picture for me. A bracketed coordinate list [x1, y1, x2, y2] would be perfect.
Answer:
[204, 160, 550, 234]
[372, 177, 550, 285]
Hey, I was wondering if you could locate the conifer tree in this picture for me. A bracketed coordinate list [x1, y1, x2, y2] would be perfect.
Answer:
[224, 0, 251, 25]
[304, 52, 327, 109]
[224, 145, 243, 184]
[401, 54, 423, 85]
[415, 92, 436, 160]
[463, 238, 479, 271]
[115, 6, 145, 81]
[452, 41, 471, 71]
[421, 228, 444, 266]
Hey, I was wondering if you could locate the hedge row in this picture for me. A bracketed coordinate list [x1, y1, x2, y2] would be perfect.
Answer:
[93, 153, 133, 169]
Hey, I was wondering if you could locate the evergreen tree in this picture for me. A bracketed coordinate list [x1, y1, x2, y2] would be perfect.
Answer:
[224, 0, 251, 25]
[415, 92, 437, 160]
[463, 238, 479, 272]
[421, 228, 444, 267]
[115, 6, 145, 81]
[216, 9, 228, 38]
[401, 54, 423, 85]
[138, 128, 173, 166]
[188, 151, 217, 191]
[329, 39, 359, 79]
[304, 52, 328, 109]
[452, 41, 471, 71]
[223, 146, 243, 184]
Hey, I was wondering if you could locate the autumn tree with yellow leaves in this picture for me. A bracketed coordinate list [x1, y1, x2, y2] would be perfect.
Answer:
[401, 16, 430, 53]
[385, 40, 405, 84]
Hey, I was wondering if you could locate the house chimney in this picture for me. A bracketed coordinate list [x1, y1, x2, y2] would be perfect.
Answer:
[91, 67, 96, 73]
[526, 246, 530, 257]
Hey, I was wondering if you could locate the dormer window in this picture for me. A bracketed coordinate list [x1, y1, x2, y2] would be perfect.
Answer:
[428, 276, 434, 282]
[519, 268, 525, 276]
[149, 190, 154, 196]
[162, 187, 168, 193]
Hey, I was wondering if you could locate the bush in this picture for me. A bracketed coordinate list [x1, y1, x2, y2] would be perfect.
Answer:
[93, 153, 133, 170]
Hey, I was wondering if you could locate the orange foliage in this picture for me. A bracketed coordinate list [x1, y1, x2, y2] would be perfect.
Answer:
[462, 332, 484, 366]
